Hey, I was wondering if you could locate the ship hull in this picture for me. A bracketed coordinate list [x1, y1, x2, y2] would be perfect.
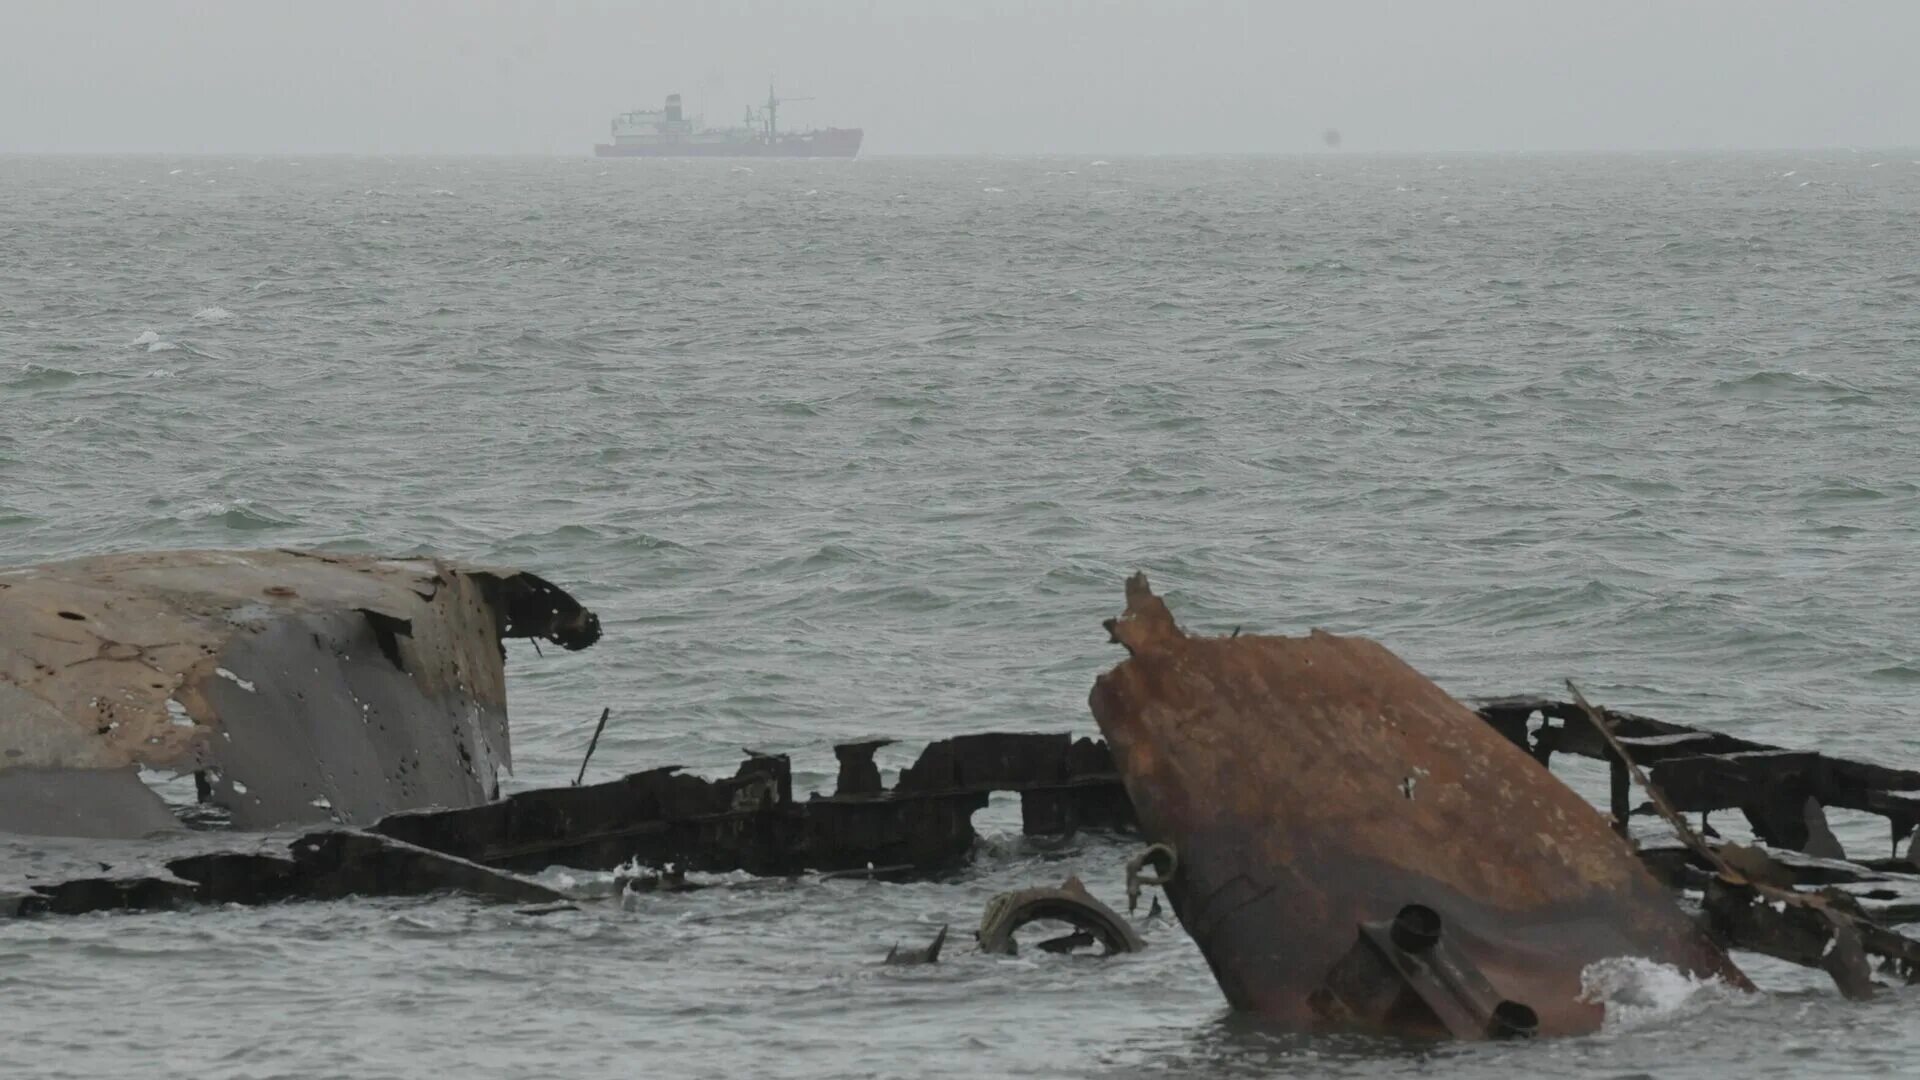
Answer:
[594, 129, 862, 158]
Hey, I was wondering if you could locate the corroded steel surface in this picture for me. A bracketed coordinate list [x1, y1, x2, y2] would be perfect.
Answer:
[1087, 574, 1749, 1037]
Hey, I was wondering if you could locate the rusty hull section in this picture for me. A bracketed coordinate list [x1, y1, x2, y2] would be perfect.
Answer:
[1087, 575, 1746, 1037]
[0, 549, 599, 837]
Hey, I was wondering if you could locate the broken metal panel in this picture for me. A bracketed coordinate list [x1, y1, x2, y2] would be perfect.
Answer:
[0, 767, 178, 839]
[372, 732, 1133, 879]
[1087, 575, 1746, 1038]
[3, 826, 566, 918]
[832, 739, 893, 797]
[0, 549, 599, 837]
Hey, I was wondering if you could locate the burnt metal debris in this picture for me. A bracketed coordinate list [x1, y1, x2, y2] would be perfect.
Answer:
[1481, 691, 1920, 997]
[883, 924, 949, 966]
[1, 728, 1140, 917]
[0, 549, 600, 838]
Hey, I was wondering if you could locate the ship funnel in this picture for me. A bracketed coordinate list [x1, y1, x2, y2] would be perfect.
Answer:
[665, 94, 683, 122]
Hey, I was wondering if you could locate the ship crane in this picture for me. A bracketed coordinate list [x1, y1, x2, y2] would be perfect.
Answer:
[761, 82, 814, 140]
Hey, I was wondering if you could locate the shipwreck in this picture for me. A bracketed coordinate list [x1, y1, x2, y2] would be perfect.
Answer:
[0, 548, 599, 838]
[8, 557, 1920, 1041]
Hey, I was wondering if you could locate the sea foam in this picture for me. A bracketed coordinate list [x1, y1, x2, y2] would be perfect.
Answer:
[1578, 956, 1736, 1031]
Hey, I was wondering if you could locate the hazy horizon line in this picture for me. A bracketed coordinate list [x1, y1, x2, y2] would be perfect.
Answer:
[6, 144, 1918, 160]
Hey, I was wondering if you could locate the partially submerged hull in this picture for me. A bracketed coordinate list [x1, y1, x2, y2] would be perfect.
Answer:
[1087, 575, 1747, 1037]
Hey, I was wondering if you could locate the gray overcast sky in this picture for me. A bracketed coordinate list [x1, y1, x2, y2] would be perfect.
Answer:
[2, 1, 1915, 155]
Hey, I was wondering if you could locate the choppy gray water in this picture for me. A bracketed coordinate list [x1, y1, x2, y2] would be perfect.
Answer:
[2, 152, 1919, 1078]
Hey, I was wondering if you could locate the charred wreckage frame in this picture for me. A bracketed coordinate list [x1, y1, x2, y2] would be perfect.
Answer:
[6, 553, 1920, 1039]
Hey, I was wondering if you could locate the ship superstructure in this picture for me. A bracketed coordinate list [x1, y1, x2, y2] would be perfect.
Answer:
[594, 85, 862, 158]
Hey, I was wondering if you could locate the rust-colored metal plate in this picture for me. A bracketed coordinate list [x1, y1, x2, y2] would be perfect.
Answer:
[1087, 575, 1748, 1037]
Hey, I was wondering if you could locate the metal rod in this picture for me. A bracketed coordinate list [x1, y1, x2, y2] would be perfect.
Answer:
[573, 707, 611, 787]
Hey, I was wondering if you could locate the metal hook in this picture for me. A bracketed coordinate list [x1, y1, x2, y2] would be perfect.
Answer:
[1125, 842, 1179, 914]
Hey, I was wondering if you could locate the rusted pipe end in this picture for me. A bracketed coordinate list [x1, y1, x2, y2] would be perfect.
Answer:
[1488, 1001, 1540, 1039]
[1390, 904, 1442, 954]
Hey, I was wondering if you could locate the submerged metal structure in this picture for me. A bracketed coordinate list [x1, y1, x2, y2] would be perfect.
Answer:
[13, 559, 1920, 1035]
[0, 549, 599, 838]
[1086, 574, 1748, 1037]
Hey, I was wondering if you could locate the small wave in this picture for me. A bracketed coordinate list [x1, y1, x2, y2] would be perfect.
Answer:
[1579, 956, 1736, 1031]
[176, 501, 298, 531]
[8, 363, 87, 389]
[1714, 370, 1866, 398]
[130, 330, 160, 347]
[147, 340, 180, 352]
[192, 306, 234, 322]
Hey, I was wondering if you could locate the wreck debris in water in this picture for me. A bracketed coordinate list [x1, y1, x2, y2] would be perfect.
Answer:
[1, 727, 1139, 917]
[0, 549, 599, 838]
[14, 560, 1920, 1035]
[1087, 573, 1747, 1037]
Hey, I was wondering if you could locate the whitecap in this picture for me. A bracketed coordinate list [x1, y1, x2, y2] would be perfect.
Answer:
[147, 341, 180, 352]
[982, 186, 1004, 193]
[192, 306, 233, 322]
[1089, 160, 1110, 167]
[141, 368, 177, 378]
[731, 166, 754, 173]
[130, 330, 160, 346]
[1782, 170, 1796, 177]
[168, 169, 183, 176]
[1578, 956, 1736, 1031]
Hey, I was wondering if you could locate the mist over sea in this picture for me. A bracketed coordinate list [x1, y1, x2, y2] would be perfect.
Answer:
[3, 152, 1919, 1078]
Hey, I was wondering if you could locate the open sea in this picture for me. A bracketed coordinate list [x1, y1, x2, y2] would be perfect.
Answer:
[2, 151, 1919, 1078]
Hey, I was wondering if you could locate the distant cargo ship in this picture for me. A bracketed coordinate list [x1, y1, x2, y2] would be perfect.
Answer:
[594, 85, 862, 158]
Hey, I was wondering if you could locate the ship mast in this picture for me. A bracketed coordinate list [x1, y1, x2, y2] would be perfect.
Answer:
[762, 80, 814, 141]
